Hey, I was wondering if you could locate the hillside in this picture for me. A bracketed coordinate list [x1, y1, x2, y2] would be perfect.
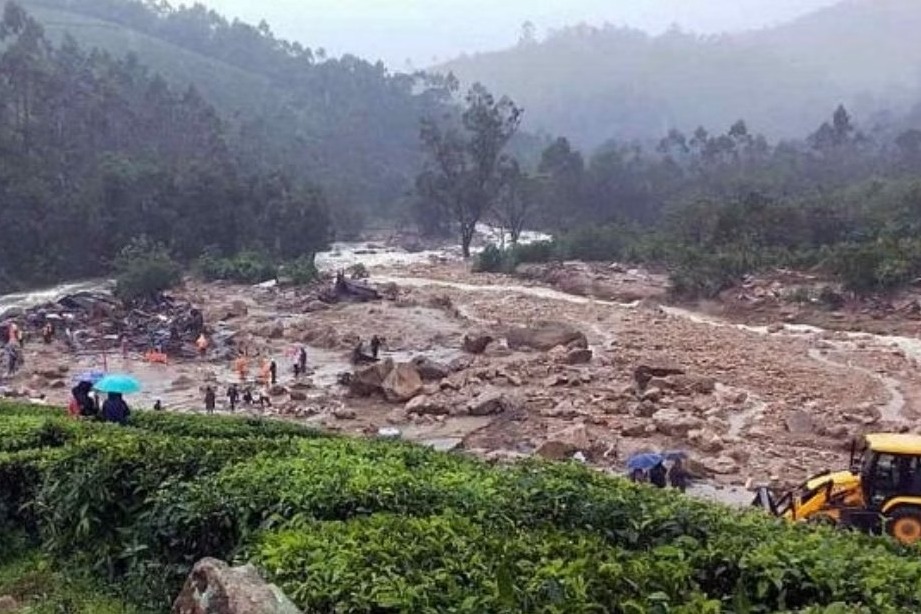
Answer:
[3, 402, 921, 612]
[438, 0, 921, 148]
[14, 0, 455, 226]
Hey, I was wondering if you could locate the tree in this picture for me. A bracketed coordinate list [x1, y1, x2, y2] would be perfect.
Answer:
[491, 159, 533, 246]
[417, 84, 523, 257]
[114, 237, 182, 303]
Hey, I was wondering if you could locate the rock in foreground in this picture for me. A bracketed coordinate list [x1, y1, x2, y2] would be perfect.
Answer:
[172, 558, 301, 614]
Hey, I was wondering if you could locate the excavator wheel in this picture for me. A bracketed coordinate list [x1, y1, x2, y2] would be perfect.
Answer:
[886, 508, 921, 545]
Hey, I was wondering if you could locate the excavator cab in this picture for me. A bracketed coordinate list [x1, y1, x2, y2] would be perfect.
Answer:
[753, 433, 921, 545]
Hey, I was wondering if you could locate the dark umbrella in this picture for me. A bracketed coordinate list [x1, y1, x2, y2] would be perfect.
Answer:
[626, 452, 665, 472]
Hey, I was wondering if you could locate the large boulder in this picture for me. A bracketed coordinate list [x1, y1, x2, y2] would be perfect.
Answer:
[653, 409, 704, 437]
[467, 389, 517, 416]
[172, 558, 301, 614]
[405, 394, 450, 416]
[785, 410, 816, 435]
[463, 334, 494, 354]
[506, 321, 587, 352]
[633, 359, 685, 389]
[349, 359, 394, 397]
[563, 348, 593, 365]
[536, 424, 593, 461]
[411, 356, 450, 381]
[382, 363, 424, 402]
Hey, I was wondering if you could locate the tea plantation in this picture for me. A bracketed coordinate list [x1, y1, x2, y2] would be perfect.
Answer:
[1, 402, 920, 613]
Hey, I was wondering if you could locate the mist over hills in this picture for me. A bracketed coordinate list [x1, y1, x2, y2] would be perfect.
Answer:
[438, 0, 921, 147]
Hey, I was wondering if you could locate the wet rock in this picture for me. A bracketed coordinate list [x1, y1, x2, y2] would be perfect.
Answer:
[382, 363, 423, 402]
[621, 422, 650, 438]
[463, 334, 493, 354]
[541, 400, 580, 419]
[653, 409, 704, 437]
[288, 390, 307, 402]
[641, 387, 663, 403]
[785, 411, 816, 435]
[405, 394, 449, 416]
[171, 557, 301, 614]
[702, 456, 740, 475]
[543, 374, 569, 387]
[506, 321, 587, 352]
[304, 300, 330, 313]
[333, 407, 357, 420]
[225, 301, 249, 320]
[171, 375, 196, 390]
[349, 359, 394, 397]
[635, 400, 658, 418]
[268, 385, 288, 397]
[563, 348, 593, 365]
[536, 424, 592, 461]
[0, 596, 18, 613]
[411, 356, 449, 381]
[826, 424, 850, 439]
[468, 390, 514, 416]
[633, 360, 685, 389]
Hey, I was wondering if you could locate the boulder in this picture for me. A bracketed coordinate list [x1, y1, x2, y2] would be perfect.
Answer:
[303, 300, 330, 313]
[468, 390, 514, 416]
[226, 300, 249, 320]
[172, 557, 301, 614]
[349, 359, 394, 397]
[653, 409, 704, 437]
[0, 596, 18, 614]
[702, 456, 741, 475]
[382, 363, 424, 402]
[405, 394, 450, 416]
[536, 424, 592, 460]
[541, 400, 581, 419]
[411, 356, 450, 381]
[463, 334, 493, 354]
[666, 374, 717, 396]
[633, 360, 685, 389]
[635, 400, 658, 418]
[288, 390, 308, 402]
[332, 407, 357, 420]
[785, 410, 816, 435]
[563, 348, 593, 365]
[506, 321, 587, 352]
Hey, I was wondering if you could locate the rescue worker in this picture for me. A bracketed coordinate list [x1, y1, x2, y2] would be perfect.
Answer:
[269, 360, 277, 385]
[204, 386, 216, 414]
[370, 335, 383, 359]
[649, 461, 668, 489]
[101, 392, 130, 425]
[668, 458, 690, 493]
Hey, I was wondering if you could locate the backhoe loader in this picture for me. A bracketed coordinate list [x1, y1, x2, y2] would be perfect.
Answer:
[752, 433, 921, 544]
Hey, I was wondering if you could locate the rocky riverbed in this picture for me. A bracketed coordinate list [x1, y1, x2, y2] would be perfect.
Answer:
[3, 240, 921, 506]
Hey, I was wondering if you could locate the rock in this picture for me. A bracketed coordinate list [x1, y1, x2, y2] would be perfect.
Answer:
[468, 390, 513, 416]
[642, 387, 663, 403]
[349, 359, 394, 397]
[225, 300, 249, 320]
[785, 410, 816, 435]
[411, 356, 450, 381]
[826, 424, 850, 439]
[405, 394, 449, 416]
[563, 348, 593, 365]
[268, 385, 288, 397]
[703, 456, 740, 475]
[382, 363, 424, 403]
[0, 596, 18, 614]
[332, 407, 357, 420]
[288, 390, 307, 402]
[635, 400, 658, 418]
[633, 360, 685, 389]
[304, 300, 330, 313]
[541, 400, 580, 419]
[665, 374, 717, 396]
[506, 321, 587, 352]
[621, 422, 650, 438]
[50, 380, 66, 389]
[536, 424, 592, 461]
[543, 374, 569, 387]
[653, 409, 704, 437]
[463, 334, 494, 354]
[172, 557, 301, 614]
[171, 375, 195, 390]
[767, 323, 785, 334]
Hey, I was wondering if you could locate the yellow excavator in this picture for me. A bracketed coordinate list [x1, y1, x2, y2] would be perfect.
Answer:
[752, 433, 921, 545]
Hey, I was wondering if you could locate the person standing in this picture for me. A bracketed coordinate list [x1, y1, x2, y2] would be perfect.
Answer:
[668, 458, 690, 493]
[269, 360, 277, 385]
[370, 336, 383, 360]
[649, 462, 668, 489]
[298, 347, 307, 375]
[227, 384, 239, 412]
[204, 386, 216, 414]
[102, 392, 131, 425]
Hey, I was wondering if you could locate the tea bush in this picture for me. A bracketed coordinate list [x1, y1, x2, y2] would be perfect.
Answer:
[2, 402, 921, 612]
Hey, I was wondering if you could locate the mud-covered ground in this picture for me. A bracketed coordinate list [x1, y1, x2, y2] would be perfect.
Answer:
[5, 251, 921, 506]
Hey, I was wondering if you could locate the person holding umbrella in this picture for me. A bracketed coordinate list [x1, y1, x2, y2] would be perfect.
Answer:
[94, 374, 141, 426]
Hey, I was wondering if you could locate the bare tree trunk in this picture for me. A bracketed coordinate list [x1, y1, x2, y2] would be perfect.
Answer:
[461, 223, 476, 258]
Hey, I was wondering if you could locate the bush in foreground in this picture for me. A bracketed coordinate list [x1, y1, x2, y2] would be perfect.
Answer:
[1, 402, 921, 613]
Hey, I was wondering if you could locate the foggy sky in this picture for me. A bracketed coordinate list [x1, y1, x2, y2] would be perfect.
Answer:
[199, 0, 842, 69]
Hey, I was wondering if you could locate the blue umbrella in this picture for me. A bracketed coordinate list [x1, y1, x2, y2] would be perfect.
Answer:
[73, 370, 106, 385]
[626, 452, 665, 472]
[94, 374, 142, 394]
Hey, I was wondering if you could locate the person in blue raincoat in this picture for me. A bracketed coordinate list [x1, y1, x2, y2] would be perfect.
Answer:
[102, 392, 131, 425]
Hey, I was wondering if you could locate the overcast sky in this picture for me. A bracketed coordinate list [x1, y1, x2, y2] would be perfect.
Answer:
[199, 0, 842, 69]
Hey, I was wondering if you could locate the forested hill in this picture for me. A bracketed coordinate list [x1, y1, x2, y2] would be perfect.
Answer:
[438, 0, 921, 148]
[15, 0, 456, 230]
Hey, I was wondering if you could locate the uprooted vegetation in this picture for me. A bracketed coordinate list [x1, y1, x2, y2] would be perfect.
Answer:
[2, 402, 921, 613]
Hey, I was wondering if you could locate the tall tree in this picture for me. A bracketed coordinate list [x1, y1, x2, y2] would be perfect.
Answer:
[417, 84, 523, 257]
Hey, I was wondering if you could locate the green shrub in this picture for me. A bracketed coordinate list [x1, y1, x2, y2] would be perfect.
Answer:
[113, 237, 182, 303]
[283, 254, 320, 285]
[510, 240, 557, 264]
[195, 249, 278, 284]
[253, 513, 718, 613]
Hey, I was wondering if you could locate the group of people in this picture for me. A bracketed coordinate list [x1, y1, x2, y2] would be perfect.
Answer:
[69, 381, 131, 425]
[351, 335, 384, 365]
[203, 382, 272, 414]
[631, 458, 690, 492]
